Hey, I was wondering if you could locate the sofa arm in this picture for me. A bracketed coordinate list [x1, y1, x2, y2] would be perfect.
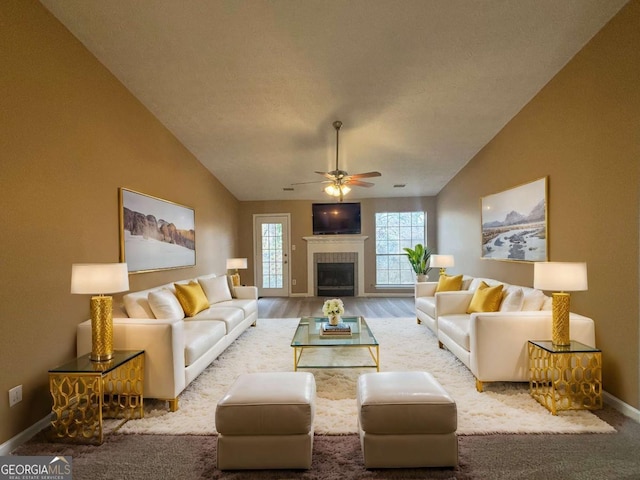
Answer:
[469, 311, 596, 382]
[77, 317, 186, 400]
[415, 282, 437, 298]
[234, 286, 258, 300]
[436, 291, 474, 316]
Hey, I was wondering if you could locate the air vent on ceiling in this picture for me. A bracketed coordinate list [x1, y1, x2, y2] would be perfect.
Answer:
[283, 187, 294, 191]
[393, 184, 406, 188]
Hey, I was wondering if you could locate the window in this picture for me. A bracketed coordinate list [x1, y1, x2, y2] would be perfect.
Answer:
[261, 223, 283, 288]
[375, 211, 426, 285]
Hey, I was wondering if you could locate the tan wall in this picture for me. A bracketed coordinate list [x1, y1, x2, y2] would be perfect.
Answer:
[238, 196, 437, 295]
[437, 1, 640, 408]
[0, 1, 239, 444]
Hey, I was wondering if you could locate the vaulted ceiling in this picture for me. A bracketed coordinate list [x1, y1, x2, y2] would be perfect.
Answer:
[41, 0, 628, 201]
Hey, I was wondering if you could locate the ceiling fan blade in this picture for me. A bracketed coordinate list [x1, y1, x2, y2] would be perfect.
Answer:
[347, 179, 375, 187]
[314, 171, 336, 180]
[291, 180, 332, 185]
[349, 171, 382, 179]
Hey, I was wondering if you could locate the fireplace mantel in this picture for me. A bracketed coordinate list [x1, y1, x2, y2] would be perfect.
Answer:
[303, 235, 368, 296]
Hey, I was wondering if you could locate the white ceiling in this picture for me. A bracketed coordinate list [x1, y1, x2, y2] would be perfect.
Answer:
[41, 0, 627, 201]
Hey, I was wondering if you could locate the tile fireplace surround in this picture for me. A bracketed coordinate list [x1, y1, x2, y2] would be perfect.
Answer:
[303, 235, 368, 297]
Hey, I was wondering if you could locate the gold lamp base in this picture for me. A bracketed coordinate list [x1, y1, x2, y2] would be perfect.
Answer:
[90, 295, 114, 362]
[230, 272, 241, 287]
[551, 292, 571, 347]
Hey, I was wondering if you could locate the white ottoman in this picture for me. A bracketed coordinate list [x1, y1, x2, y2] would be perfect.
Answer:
[357, 371, 458, 468]
[215, 372, 316, 470]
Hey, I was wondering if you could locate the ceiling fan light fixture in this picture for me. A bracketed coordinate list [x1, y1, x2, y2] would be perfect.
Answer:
[324, 184, 351, 197]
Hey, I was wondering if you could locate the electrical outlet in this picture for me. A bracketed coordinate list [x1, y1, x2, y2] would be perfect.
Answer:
[9, 385, 22, 407]
[292, 279, 297, 286]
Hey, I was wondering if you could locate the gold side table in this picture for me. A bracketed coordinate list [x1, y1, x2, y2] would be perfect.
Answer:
[49, 350, 144, 444]
[528, 340, 602, 415]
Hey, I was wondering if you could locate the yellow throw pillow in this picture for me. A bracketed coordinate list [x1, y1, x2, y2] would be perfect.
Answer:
[466, 282, 504, 314]
[436, 274, 463, 293]
[174, 281, 210, 317]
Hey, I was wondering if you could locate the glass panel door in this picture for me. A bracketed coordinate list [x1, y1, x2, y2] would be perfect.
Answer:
[254, 214, 290, 296]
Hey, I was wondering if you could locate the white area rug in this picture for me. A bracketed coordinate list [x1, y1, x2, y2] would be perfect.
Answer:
[119, 317, 615, 436]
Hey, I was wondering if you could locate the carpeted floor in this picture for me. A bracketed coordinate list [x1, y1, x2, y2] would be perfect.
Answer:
[11, 299, 640, 478]
[116, 317, 613, 436]
[13, 406, 640, 480]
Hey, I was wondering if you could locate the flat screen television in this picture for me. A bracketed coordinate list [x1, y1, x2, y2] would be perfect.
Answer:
[312, 202, 361, 235]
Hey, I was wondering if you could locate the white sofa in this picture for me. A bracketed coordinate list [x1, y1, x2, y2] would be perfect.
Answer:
[415, 276, 596, 391]
[77, 273, 258, 411]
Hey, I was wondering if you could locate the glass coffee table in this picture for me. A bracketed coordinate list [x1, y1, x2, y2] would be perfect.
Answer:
[291, 316, 379, 371]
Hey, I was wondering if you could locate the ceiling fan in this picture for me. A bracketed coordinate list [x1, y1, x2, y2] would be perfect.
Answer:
[293, 120, 381, 201]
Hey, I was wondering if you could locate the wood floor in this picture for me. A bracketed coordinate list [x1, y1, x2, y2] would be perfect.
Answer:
[257, 296, 416, 318]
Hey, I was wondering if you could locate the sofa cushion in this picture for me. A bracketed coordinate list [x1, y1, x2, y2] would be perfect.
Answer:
[416, 296, 436, 320]
[437, 315, 471, 351]
[522, 289, 546, 311]
[193, 306, 246, 333]
[175, 281, 210, 317]
[199, 275, 233, 304]
[467, 282, 503, 314]
[183, 319, 226, 366]
[436, 274, 463, 293]
[148, 289, 185, 320]
[499, 287, 524, 312]
[216, 299, 258, 319]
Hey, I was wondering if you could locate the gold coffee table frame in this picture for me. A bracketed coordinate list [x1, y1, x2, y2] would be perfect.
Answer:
[49, 350, 144, 444]
[528, 340, 602, 415]
[291, 316, 380, 371]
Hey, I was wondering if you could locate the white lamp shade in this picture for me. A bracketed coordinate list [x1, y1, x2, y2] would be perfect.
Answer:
[533, 262, 588, 292]
[430, 254, 455, 269]
[71, 263, 129, 295]
[226, 258, 248, 270]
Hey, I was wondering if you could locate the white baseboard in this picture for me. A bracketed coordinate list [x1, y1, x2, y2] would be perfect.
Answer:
[0, 413, 52, 456]
[604, 390, 640, 422]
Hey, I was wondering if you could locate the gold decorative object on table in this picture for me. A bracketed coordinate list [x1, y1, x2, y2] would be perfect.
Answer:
[533, 261, 588, 346]
[226, 257, 247, 287]
[528, 340, 602, 415]
[48, 350, 144, 444]
[71, 263, 130, 361]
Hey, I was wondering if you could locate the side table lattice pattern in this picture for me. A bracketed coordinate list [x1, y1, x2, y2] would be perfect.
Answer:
[528, 340, 602, 415]
[49, 350, 144, 444]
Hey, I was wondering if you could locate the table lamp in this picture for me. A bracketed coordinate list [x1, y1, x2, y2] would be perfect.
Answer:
[533, 261, 588, 346]
[71, 263, 129, 361]
[430, 255, 455, 275]
[226, 258, 248, 287]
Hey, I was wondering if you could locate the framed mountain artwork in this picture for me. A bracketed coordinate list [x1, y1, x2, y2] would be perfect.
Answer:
[119, 188, 196, 273]
[480, 177, 548, 262]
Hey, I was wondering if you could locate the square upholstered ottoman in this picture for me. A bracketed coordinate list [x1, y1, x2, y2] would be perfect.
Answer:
[215, 372, 316, 470]
[357, 371, 458, 468]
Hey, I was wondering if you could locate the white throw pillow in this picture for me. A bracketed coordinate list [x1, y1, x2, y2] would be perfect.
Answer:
[541, 295, 553, 311]
[522, 289, 546, 311]
[148, 289, 185, 320]
[499, 287, 524, 312]
[199, 275, 233, 304]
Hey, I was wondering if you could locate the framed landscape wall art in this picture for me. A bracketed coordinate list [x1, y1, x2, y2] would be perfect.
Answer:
[119, 188, 196, 273]
[481, 177, 548, 262]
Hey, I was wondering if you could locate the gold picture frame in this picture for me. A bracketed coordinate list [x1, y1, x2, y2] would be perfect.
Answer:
[119, 188, 196, 273]
[481, 177, 548, 262]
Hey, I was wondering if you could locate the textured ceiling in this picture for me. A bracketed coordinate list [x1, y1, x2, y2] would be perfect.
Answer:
[41, 0, 627, 201]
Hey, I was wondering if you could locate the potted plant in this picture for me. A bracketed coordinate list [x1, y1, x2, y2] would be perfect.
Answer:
[403, 244, 432, 282]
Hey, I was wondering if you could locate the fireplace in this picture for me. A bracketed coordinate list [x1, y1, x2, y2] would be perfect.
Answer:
[304, 235, 368, 297]
[314, 251, 357, 297]
[316, 262, 355, 297]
